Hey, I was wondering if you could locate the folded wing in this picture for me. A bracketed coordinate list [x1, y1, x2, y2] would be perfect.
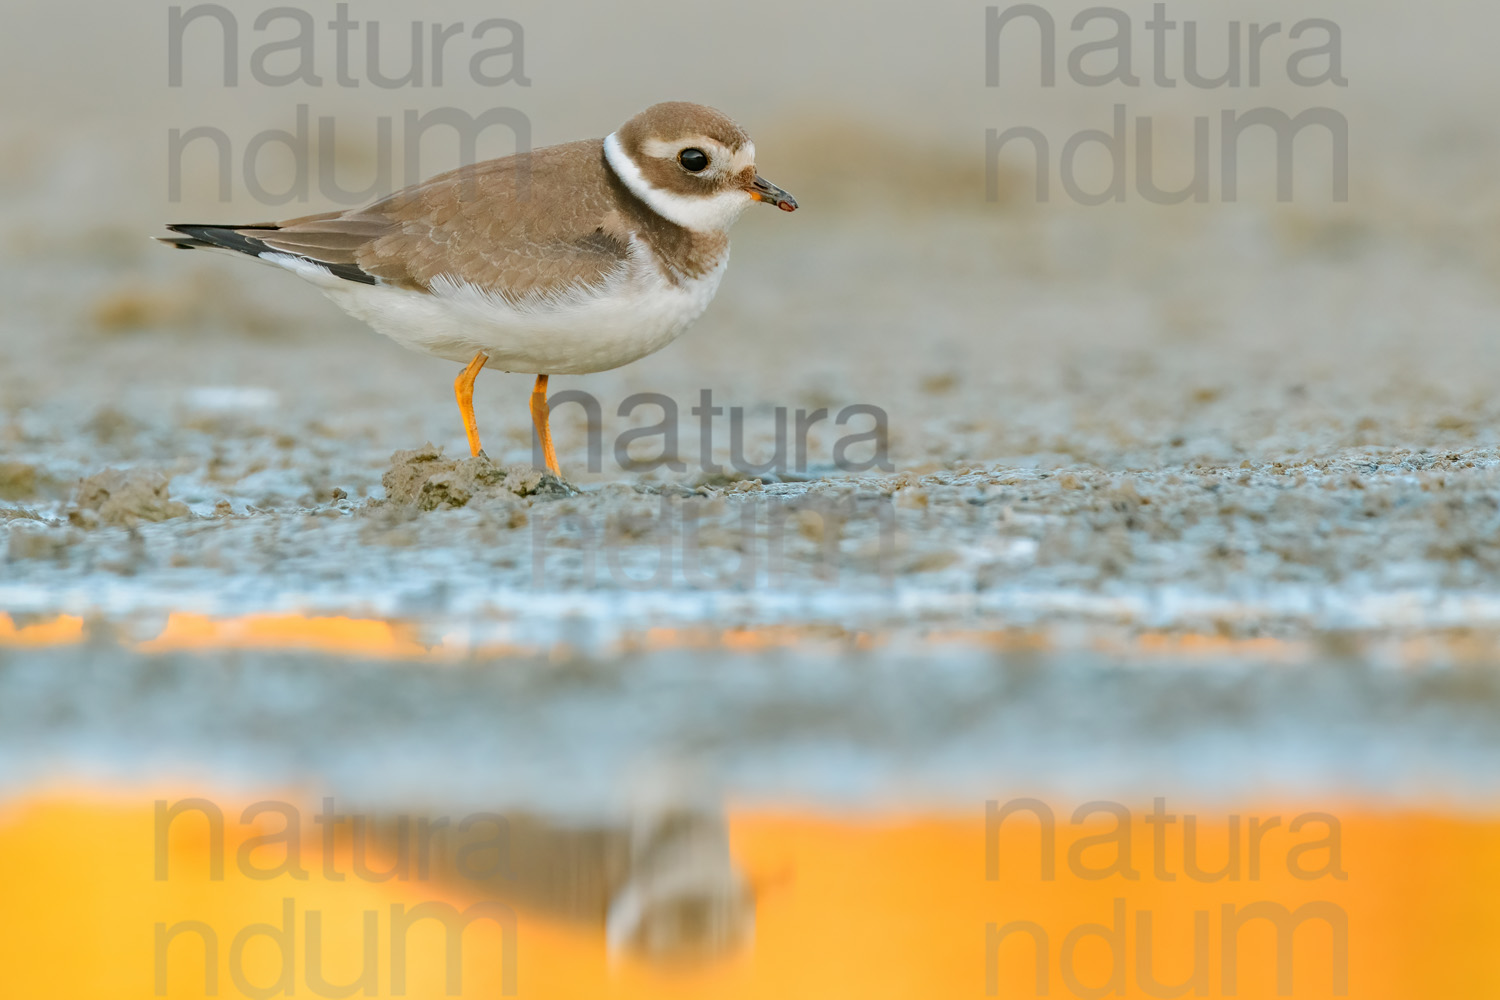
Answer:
[162, 139, 632, 304]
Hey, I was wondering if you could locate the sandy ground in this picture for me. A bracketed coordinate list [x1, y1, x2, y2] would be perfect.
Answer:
[5, 200, 1500, 646]
[3, 0, 1500, 813]
[6, 191, 1500, 809]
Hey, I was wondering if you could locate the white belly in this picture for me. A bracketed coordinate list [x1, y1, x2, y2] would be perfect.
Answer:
[281, 241, 729, 375]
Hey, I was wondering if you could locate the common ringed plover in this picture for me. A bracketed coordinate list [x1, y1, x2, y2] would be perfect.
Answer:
[159, 101, 797, 477]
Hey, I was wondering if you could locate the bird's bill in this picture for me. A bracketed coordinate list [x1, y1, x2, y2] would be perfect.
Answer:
[746, 175, 798, 212]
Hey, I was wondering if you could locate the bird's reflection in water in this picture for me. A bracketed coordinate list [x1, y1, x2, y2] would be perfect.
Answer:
[367, 794, 755, 965]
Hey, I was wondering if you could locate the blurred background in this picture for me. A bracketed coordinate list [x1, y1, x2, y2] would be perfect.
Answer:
[1, 1, 1499, 996]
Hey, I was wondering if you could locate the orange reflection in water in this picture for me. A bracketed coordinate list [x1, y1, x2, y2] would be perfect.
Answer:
[0, 612, 1372, 662]
[10, 610, 1500, 667]
[135, 613, 431, 658]
[1, 797, 1496, 998]
[0, 613, 85, 646]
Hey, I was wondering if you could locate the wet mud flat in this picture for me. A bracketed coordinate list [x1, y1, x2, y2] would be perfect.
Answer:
[5, 631, 1500, 810]
[5, 109, 1500, 825]
[5, 441, 1500, 645]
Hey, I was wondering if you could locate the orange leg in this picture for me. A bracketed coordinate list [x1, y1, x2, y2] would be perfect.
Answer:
[530, 374, 561, 477]
[454, 351, 488, 457]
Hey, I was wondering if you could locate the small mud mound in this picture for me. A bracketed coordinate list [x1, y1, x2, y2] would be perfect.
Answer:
[380, 443, 572, 511]
[0, 462, 64, 502]
[68, 469, 190, 528]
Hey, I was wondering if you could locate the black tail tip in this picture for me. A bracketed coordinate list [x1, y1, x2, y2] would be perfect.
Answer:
[160, 224, 211, 248]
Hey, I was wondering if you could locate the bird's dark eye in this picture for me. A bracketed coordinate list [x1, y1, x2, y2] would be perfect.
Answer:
[678, 148, 709, 172]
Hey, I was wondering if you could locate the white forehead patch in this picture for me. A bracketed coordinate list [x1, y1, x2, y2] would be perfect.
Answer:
[604, 132, 754, 233]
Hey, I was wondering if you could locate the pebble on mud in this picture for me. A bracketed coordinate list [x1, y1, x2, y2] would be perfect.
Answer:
[67, 468, 191, 528]
[380, 444, 569, 511]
